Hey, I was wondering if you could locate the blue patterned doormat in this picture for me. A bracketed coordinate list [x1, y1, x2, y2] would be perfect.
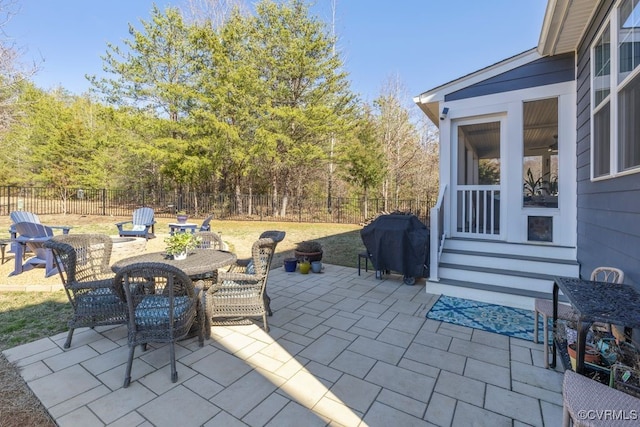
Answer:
[426, 295, 546, 342]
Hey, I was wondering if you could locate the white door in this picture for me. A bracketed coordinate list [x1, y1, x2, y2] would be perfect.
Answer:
[452, 116, 505, 239]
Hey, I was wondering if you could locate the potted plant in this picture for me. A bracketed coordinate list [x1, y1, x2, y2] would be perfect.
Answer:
[176, 210, 189, 224]
[164, 233, 201, 260]
[294, 240, 323, 262]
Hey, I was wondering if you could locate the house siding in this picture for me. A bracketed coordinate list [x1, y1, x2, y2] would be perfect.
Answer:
[576, 0, 640, 288]
[445, 53, 575, 102]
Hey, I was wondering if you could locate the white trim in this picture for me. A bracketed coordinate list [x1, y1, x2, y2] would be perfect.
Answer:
[414, 49, 541, 105]
[590, 0, 640, 180]
[440, 81, 576, 246]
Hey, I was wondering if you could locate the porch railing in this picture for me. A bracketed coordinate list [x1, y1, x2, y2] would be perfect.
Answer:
[429, 184, 447, 282]
[456, 186, 500, 237]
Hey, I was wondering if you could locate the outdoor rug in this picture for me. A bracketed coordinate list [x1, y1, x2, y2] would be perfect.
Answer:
[426, 295, 547, 342]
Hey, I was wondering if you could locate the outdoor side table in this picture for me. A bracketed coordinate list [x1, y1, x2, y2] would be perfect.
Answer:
[0, 239, 10, 264]
[168, 223, 198, 235]
[552, 276, 640, 374]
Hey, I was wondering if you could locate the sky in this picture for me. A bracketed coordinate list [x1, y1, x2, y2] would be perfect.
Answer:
[5, 1, 548, 104]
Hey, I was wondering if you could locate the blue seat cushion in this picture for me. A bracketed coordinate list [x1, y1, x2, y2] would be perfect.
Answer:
[246, 260, 255, 274]
[135, 296, 190, 327]
[78, 287, 121, 306]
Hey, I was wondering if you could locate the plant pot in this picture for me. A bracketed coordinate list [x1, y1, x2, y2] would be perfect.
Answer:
[173, 251, 187, 260]
[311, 261, 322, 273]
[294, 250, 322, 262]
[611, 364, 640, 398]
[284, 258, 297, 273]
[176, 214, 188, 224]
[299, 262, 311, 274]
[567, 343, 601, 371]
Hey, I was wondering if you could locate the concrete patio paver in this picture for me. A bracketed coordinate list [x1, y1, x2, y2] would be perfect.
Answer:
[3, 264, 566, 426]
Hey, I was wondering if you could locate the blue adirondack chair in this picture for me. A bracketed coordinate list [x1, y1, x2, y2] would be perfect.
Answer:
[115, 207, 156, 240]
[200, 214, 214, 231]
[9, 210, 72, 237]
[11, 222, 56, 277]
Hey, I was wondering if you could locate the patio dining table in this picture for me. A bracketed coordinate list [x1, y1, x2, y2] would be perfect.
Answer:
[551, 276, 640, 374]
[111, 249, 237, 284]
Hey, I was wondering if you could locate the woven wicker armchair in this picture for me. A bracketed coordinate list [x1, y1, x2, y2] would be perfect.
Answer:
[44, 234, 127, 349]
[203, 237, 278, 334]
[113, 262, 204, 387]
[191, 231, 225, 288]
[227, 230, 286, 316]
[562, 369, 640, 426]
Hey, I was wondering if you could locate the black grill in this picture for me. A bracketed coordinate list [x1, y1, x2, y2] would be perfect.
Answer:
[360, 214, 430, 285]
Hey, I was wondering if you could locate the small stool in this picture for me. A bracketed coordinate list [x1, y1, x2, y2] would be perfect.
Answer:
[358, 251, 370, 276]
[0, 239, 10, 264]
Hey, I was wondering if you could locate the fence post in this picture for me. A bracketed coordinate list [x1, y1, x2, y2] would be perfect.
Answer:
[102, 189, 106, 216]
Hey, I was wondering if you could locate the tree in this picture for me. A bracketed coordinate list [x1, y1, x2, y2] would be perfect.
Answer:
[340, 110, 386, 218]
[373, 76, 423, 209]
[248, 0, 357, 216]
[89, 5, 224, 196]
[88, 6, 196, 122]
[0, 0, 39, 134]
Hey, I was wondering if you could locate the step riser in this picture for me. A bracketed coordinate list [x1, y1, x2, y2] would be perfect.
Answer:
[444, 239, 576, 259]
[440, 253, 579, 276]
[438, 267, 556, 293]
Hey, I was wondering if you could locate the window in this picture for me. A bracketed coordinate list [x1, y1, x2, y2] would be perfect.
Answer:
[591, 0, 640, 178]
[523, 98, 558, 208]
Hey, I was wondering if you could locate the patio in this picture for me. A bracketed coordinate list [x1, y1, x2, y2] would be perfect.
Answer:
[2, 264, 564, 426]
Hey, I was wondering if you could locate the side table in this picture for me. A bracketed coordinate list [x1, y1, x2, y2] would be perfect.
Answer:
[168, 223, 198, 235]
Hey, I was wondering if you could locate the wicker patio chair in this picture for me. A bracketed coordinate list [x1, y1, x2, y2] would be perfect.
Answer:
[190, 231, 226, 288]
[113, 262, 204, 387]
[535, 266, 625, 368]
[44, 234, 127, 349]
[562, 369, 640, 426]
[203, 237, 278, 334]
[227, 230, 286, 316]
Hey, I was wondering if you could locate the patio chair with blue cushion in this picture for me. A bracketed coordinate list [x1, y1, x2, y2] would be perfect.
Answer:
[44, 234, 128, 348]
[113, 262, 204, 387]
[115, 207, 156, 240]
[203, 236, 279, 334]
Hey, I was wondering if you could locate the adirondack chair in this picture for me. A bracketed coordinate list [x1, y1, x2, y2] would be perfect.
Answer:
[115, 207, 156, 240]
[199, 214, 214, 232]
[9, 210, 72, 237]
[11, 222, 56, 277]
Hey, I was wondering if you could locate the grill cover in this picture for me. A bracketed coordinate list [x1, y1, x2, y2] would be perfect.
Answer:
[360, 214, 430, 279]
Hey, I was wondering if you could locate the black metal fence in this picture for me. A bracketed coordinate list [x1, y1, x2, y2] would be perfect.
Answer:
[0, 186, 433, 225]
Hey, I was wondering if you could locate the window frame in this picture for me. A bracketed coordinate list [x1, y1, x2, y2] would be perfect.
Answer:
[591, 0, 640, 180]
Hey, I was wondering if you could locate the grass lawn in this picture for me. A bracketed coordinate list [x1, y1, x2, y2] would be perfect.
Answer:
[0, 216, 365, 426]
[0, 216, 365, 351]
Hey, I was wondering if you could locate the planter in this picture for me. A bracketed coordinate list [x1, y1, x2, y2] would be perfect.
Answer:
[311, 261, 322, 273]
[284, 258, 297, 273]
[611, 364, 640, 398]
[299, 261, 311, 274]
[294, 250, 323, 262]
[567, 343, 601, 371]
[173, 251, 188, 260]
[176, 214, 188, 224]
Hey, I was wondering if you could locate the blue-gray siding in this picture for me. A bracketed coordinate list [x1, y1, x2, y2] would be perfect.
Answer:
[445, 53, 575, 102]
[576, 0, 640, 288]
